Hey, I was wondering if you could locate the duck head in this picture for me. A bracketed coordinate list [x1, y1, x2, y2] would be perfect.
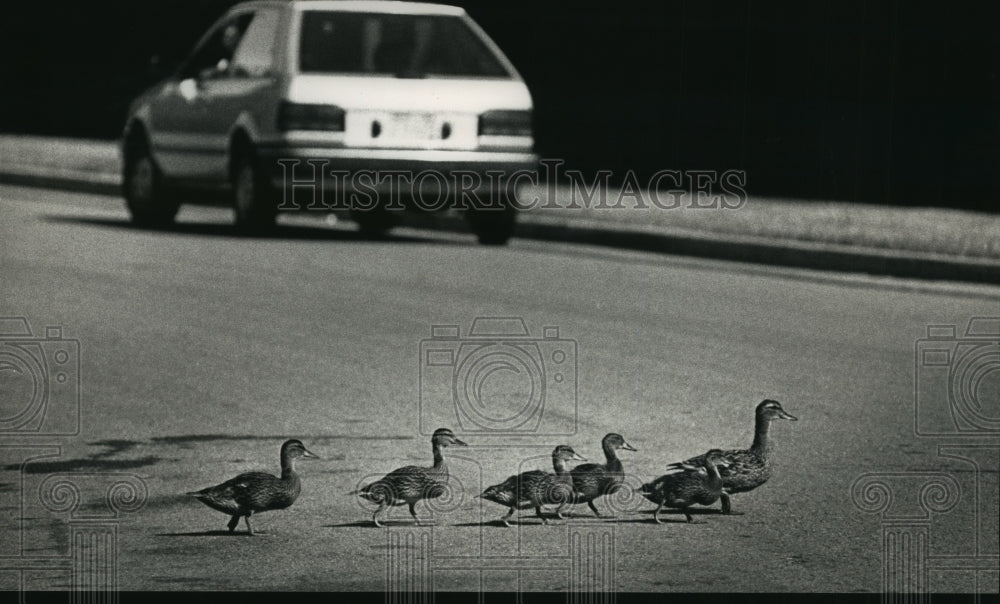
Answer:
[602, 433, 638, 452]
[702, 449, 731, 469]
[432, 428, 468, 448]
[552, 445, 587, 463]
[756, 399, 798, 422]
[281, 439, 320, 461]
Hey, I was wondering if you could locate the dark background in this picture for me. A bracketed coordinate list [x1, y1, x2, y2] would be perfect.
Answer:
[1, 0, 996, 208]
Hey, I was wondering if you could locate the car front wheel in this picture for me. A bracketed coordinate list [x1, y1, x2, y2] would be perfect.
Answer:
[466, 197, 517, 246]
[232, 152, 277, 235]
[123, 144, 179, 227]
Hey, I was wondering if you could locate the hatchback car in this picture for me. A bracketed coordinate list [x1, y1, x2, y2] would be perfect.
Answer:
[121, 0, 538, 244]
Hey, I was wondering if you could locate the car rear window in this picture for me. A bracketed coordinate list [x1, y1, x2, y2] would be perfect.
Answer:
[299, 11, 512, 78]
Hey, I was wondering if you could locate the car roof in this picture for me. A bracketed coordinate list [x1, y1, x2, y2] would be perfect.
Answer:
[280, 1, 466, 16]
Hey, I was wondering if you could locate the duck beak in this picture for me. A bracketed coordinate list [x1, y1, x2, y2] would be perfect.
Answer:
[453, 438, 468, 447]
[302, 448, 321, 460]
[779, 410, 798, 421]
[622, 442, 638, 452]
[572, 453, 588, 462]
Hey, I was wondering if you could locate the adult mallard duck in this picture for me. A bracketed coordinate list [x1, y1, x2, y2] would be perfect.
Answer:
[665, 399, 797, 513]
[640, 449, 730, 523]
[479, 445, 587, 526]
[353, 428, 467, 527]
[570, 433, 637, 517]
[188, 439, 320, 535]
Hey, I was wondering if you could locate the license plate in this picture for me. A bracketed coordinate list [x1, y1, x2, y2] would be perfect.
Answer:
[388, 112, 436, 140]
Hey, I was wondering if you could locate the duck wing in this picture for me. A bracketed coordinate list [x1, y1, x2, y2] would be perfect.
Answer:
[571, 462, 613, 499]
[520, 470, 575, 505]
[362, 464, 441, 503]
[190, 471, 279, 513]
[571, 463, 604, 475]
[665, 447, 748, 471]
[480, 474, 522, 506]
[480, 471, 546, 508]
[642, 470, 707, 505]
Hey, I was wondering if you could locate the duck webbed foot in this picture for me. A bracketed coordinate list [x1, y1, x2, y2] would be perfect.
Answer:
[498, 506, 515, 527]
[373, 504, 387, 527]
[683, 510, 706, 524]
[535, 505, 550, 525]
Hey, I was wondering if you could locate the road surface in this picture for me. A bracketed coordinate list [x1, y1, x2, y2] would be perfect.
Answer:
[1, 184, 997, 593]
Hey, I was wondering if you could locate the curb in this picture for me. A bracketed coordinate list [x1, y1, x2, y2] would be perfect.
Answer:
[1, 167, 998, 285]
[0, 165, 121, 196]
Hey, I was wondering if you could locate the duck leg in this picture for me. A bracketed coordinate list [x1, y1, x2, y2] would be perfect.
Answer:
[534, 505, 549, 525]
[587, 500, 603, 518]
[501, 506, 515, 527]
[720, 492, 732, 515]
[653, 502, 664, 525]
[408, 502, 420, 525]
[555, 502, 568, 520]
[227, 515, 240, 533]
[244, 513, 254, 536]
[683, 509, 707, 524]
[373, 503, 388, 527]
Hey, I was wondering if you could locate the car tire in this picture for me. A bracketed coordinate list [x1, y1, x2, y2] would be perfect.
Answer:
[466, 197, 517, 246]
[232, 150, 278, 235]
[123, 139, 179, 228]
[351, 204, 397, 237]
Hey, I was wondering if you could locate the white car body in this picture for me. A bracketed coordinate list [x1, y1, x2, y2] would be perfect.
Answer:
[122, 0, 538, 243]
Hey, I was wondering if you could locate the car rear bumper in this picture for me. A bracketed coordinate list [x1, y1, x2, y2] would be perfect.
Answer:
[257, 146, 538, 191]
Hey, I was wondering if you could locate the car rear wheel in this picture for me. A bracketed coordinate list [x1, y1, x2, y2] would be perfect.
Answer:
[123, 143, 179, 227]
[232, 151, 277, 235]
[351, 204, 397, 237]
[466, 197, 517, 246]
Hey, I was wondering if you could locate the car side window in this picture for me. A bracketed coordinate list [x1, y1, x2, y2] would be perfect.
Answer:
[178, 13, 256, 80]
[229, 9, 280, 77]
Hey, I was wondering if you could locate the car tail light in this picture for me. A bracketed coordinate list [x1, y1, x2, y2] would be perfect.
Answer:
[478, 110, 532, 136]
[277, 102, 346, 132]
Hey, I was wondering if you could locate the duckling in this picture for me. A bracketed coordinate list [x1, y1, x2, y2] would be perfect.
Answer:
[187, 439, 319, 535]
[570, 433, 637, 518]
[665, 399, 797, 514]
[640, 449, 730, 523]
[353, 428, 467, 527]
[478, 445, 587, 526]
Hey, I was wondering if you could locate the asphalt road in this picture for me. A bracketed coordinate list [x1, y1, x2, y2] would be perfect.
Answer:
[1, 184, 998, 593]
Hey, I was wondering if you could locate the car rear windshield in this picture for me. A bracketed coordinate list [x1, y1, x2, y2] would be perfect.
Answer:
[299, 11, 513, 78]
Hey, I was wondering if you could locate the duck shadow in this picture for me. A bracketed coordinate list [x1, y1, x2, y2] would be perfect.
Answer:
[606, 517, 699, 525]
[608, 508, 734, 524]
[452, 519, 581, 528]
[324, 520, 443, 529]
[156, 530, 256, 537]
[42, 215, 458, 245]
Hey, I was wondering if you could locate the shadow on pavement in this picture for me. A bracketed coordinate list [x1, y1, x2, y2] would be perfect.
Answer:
[42, 214, 462, 245]
[156, 530, 255, 537]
